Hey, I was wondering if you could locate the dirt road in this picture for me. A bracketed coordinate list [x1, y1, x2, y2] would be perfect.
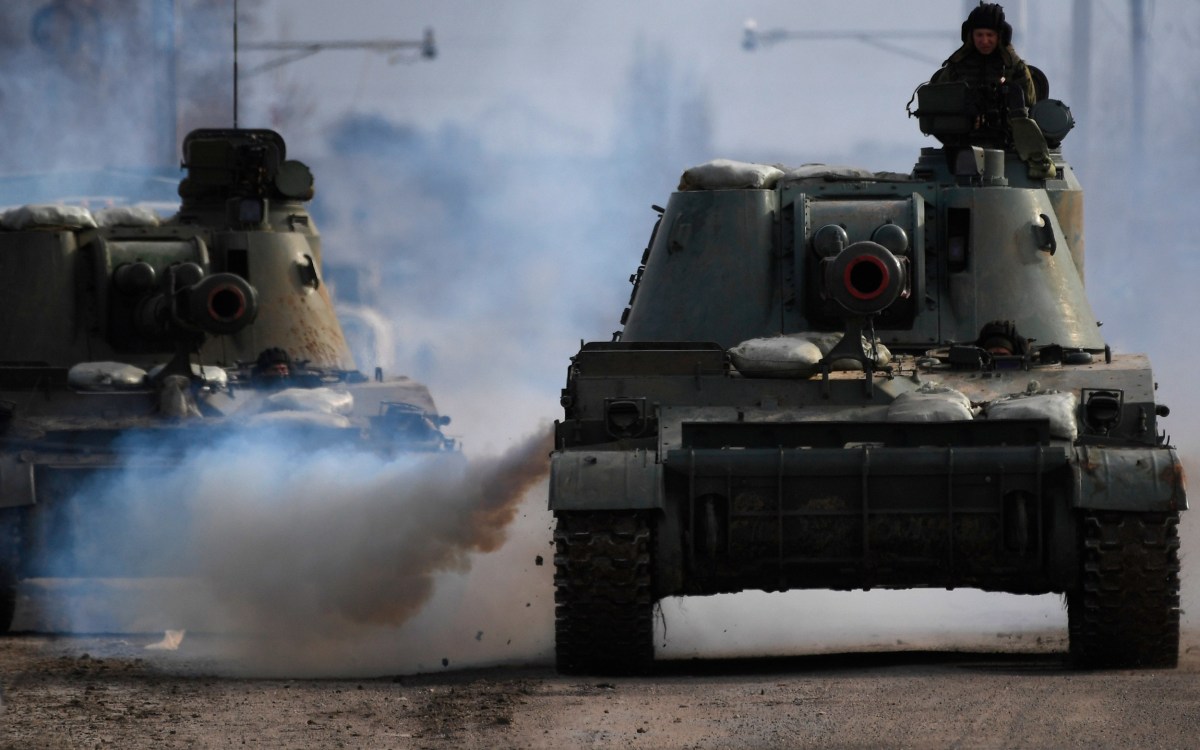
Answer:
[2, 631, 1197, 749]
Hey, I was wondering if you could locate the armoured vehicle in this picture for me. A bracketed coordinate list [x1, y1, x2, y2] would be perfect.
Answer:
[550, 83, 1186, 674]
[0, 128, 454, 631]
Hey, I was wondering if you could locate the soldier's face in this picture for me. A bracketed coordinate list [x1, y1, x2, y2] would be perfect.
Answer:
[972, 28, 999, 55]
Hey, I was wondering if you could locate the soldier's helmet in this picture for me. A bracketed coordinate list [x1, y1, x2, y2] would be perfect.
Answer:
[253, 347, 293, 383]
[962, 2, 1013, 47]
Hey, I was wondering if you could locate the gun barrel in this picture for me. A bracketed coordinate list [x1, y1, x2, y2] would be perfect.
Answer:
[126, 271, 259, 340]
[823, 241, 906, 316]
[180, 273, 259, 335]
[184, 273, 258, 331]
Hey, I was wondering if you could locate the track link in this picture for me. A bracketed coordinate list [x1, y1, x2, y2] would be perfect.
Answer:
[1068, 511, 1180, 669]
[554, 510, 654, 675]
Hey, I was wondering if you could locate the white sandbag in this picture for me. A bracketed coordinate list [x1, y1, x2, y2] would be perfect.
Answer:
[67, 361, 147, 390]
[146, 363, 228, 388]
[779, 164, 877, 183]
[678, 159, 784, 191]
[158, 374, 202, 419]
[729, 333, 890, 378]
[94, 205, 161, 228]
[888, 383, 973, 422]
[824, 338, 892, 371]
[985, 390, 1079, 441]
[2, 204, 97, 230]
[801, 332, 845, 355]
[261, 387, 354, 416]
[243, 410, 353, 429]
[729, 335, 823, 377]
[803, 331, 891, 370]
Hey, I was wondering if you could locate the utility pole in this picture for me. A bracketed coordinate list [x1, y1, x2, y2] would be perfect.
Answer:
[156, 0, 179, 167]
[1129, 0, 1146, 166]
[1070, 0, 1091, 158]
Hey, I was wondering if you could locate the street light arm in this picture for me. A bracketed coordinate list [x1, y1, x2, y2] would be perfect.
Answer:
[238, 30, 436, 77]
[242, 47, 323, 77]
[241, 40, 429, 52]
[743, 21, 955, 64]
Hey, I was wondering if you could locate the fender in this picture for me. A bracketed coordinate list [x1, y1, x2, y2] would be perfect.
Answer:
[1073, 446, 1187, 512]
[549, 449, 662, 511]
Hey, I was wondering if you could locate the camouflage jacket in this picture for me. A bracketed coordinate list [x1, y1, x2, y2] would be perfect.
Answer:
[932, 43, 1037, 113]
[929, 43, 1055, 176]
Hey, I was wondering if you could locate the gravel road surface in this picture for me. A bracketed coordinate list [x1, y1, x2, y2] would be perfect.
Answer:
[2, 630, 1197, 749]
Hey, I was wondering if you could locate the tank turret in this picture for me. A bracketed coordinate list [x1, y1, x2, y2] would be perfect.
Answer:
[549, 106, 1184, 674]
[0, 129, 456, 631]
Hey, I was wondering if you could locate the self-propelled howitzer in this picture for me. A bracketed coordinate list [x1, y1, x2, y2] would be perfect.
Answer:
[0, 129, 455, 631]
[550, 107, 1185, 673]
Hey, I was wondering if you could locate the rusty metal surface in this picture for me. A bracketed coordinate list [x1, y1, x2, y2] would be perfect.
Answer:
[1047, 186, 1085, 282]
[1073, 446, 1188, 511]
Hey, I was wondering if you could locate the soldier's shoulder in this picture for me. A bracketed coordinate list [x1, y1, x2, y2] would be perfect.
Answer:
[945, 42, 973, 65]
[1001, 45, 1029, 72]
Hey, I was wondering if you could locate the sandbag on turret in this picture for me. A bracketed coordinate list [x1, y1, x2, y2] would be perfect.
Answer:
[67, 361, 148, 390]
[729, 333, 890, 378]
[888, 383, 974, 422]
[1, 204, 96, 230]
[678, 159, 784, 191]
[984, 390, 1078, 441]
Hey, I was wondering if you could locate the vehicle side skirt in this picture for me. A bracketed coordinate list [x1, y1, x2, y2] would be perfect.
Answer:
[660, 443, 1077, 596]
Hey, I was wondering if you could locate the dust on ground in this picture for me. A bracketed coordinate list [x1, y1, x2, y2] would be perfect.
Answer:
[3, 631, 1198, 750]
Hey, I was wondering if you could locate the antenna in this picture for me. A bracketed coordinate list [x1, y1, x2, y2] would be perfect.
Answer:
[233, 0, 239, 128]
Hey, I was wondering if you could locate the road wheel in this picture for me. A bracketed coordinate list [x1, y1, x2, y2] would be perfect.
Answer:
[1068, 511, 1180, 668]
[554, 510, 654, 675]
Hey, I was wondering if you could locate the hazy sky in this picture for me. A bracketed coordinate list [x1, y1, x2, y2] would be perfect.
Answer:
[250, 1, 1086, 165]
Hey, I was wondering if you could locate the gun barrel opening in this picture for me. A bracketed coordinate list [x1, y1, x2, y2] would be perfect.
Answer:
[844, 255, 890, 301]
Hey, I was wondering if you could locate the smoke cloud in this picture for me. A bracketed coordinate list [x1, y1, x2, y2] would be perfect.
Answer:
[38, 426, 553, 676]
[192, 427, 549, 629]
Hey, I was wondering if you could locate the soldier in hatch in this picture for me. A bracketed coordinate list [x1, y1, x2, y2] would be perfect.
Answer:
[931, 2, 1056, 180]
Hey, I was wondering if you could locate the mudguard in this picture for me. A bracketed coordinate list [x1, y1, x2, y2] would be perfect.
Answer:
[549, 449, 662, 510]
[1073, 446, 1187, 512]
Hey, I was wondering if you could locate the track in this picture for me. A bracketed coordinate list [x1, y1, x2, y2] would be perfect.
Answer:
[553, 510, 654, 675]
[1068, 511, 1181, 668]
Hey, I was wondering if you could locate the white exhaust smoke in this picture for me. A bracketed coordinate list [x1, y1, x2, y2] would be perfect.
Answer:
[43, 426, 554, 676]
